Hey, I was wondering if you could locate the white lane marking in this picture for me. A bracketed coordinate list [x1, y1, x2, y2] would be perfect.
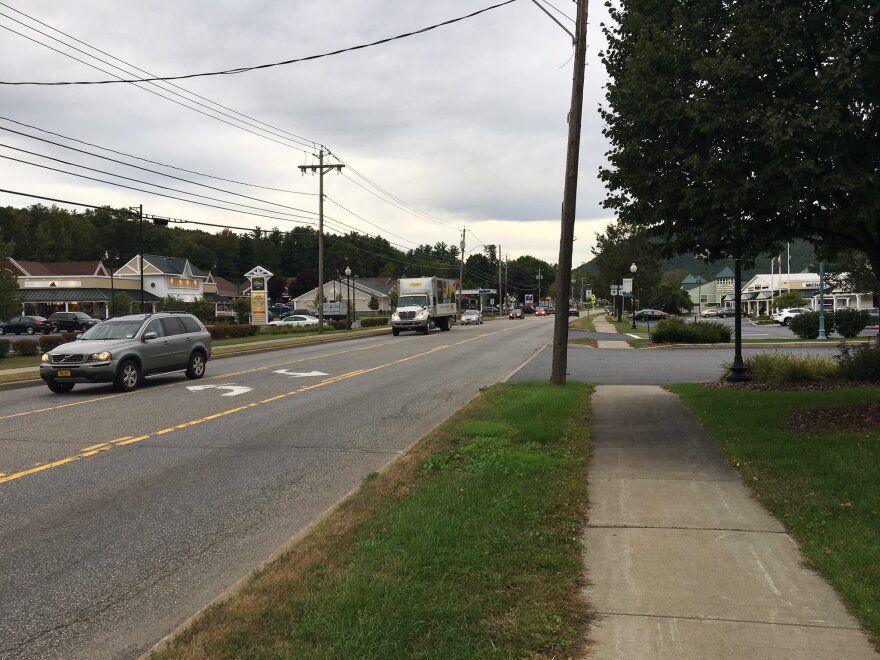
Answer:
[186, 384, 252, 397]
[272, 369, 328, 378]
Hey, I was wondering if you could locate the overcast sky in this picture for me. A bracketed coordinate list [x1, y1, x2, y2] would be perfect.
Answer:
[0, 0, 615, 267]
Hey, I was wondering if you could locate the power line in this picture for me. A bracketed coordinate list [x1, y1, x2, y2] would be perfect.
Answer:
[0, 126, 319, 215]
[0, 22, 316, 155]
[0, 115, 317, 195]
[0, 147, 317, 221]
[0, 1, 519, 86]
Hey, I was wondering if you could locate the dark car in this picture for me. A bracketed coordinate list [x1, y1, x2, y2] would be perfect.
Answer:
[509, 307, 524, 319]
[40, 312, 212, 393]
[634, 308, 669, 322]
[48, 311, 100, 333]
[482, 306, 500, 314]
[522, 306, 536, 315]
[0, 315, 52, 335]
[568, 307, 580, 317]
[268, 303, 291, 316]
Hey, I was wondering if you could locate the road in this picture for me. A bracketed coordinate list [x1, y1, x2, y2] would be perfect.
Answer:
[0, 320, 551, 659]
[0, 316, 860, 658]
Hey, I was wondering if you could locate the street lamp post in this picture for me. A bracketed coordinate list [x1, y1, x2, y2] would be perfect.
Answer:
[344, 265, 352, 329]
[630, 262, 638, 329]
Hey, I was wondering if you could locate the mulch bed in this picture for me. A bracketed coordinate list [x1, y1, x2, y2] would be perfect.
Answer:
[703, 380, 880, 432]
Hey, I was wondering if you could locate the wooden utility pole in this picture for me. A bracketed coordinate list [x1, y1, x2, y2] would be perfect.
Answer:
[551, 0, 589, 385]
[299, 149, 344, 331]
[459, 227, 465, 313]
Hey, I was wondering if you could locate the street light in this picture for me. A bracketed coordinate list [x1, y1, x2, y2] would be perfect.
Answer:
[630, 262, 637, 329]
[344, 265, 352, 329]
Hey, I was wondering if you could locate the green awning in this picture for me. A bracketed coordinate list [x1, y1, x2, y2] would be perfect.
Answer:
[19, 288, 160, 303]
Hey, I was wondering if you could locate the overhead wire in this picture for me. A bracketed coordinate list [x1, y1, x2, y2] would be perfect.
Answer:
[0, 20, 316, 155]
[0, 1, 520, 85]
[0, 116, 316, 195]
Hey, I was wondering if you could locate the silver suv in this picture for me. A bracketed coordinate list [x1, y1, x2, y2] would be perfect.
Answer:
[40, 312, 212, 393]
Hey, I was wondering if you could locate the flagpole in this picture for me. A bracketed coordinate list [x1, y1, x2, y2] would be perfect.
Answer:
[787, 243, 791, 293]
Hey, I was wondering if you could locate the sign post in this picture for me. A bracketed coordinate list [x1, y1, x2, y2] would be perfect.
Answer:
[244, 266, 273, 325]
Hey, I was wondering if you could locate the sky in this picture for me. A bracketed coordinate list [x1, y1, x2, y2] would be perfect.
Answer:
[0, 0, 616, 268]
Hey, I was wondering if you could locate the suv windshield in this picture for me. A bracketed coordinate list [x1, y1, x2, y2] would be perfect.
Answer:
[80, 319, 143, 340]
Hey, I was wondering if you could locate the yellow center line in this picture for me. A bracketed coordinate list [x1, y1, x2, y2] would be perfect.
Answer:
[0, 327, 517, 486]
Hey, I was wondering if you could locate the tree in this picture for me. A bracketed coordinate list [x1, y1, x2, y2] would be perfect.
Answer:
[772, 291, 808, 312]
[110, 292, 132, 317]
[0, 240, 21, 320]
[368, 296, 379, 311]
[231, 297, 251, 324]
[645, 281, 693, 314]
[600, 1, 879, 275]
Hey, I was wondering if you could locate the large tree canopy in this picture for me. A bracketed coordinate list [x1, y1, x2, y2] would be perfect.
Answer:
[600, 0, 878, 274]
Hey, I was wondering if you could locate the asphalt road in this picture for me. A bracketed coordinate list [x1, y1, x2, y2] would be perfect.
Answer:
[0, 316, 863, 658]
[0, 320, 557, 659]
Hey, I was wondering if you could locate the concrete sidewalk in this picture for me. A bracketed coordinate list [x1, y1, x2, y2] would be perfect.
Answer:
[590, 314, 635, 349]
[583, 385, 877, 658]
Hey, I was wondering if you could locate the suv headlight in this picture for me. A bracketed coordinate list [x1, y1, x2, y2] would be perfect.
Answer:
[88, 351, 112, 362]
[41, 353, 49, 363]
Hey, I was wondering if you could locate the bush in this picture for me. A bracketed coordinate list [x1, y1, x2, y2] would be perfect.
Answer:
[650, 317, 731, 344]
[327, 320, 349, 330]
[789, 311, 836, 339]
[39, 333, 78, 351]
[11, 339, 39, 356]
[835, 338, 880, 381]
[360, 317, 389, 327]
[833, 308, 869, 338]
[208, 324, 260, 340]
[0, 339, 9, 357]
[724, 352, 840, 383]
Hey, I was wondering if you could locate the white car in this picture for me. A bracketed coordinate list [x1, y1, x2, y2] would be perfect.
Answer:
[460, 310, 483, 325]
[772, 307, 808, 326]
[269, 314, 320, 327]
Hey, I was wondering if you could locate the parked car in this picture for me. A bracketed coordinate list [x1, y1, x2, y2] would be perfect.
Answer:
[268, 303, 291, 316]
[699, 308, 730, 318]
[634, 309, 669, 322]
[771, 307, 808, 326]
[39, 312, 211, 393]
[482, 306, 500, 314]
[282, 308, 314, 319]
[568, 307, 580, 317]
[535, 307, 548, 317]
[268, 314, 320, 327]
[523, 306, 536, 315]
[48, 311, 100, 333]
[509, 307, 524, 319]
[460, 309, 483, 325]
[866, 308, 880, 325]
[0, 315, 52, 335]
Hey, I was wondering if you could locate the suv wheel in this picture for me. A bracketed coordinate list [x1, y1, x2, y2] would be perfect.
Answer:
[185, 352, 206, 379]
[47, 381, 75, 393]
[115, 359, 142, 392]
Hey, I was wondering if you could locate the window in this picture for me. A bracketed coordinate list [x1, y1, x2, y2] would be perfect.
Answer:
[144, 319, 165, 338]
[161, 317, 185, 336]
[180, 316, 202, 333]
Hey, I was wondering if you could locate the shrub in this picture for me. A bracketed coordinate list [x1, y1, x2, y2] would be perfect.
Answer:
[208, 324, 260, 340]
[723, 352, 839, 383]
[835, 338, 880, 381]
[833, 308, 868, 338]
[38, 332, 78, 352]
[327, 320, 349, 330]
[0, 339, 9, 357]
[12, 339, 39, 356]
[360, 317, 389, 327]
[650, 317, 731, 344]
[789, 311, 836, 339]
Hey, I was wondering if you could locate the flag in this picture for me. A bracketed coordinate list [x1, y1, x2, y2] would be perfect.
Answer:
[103, 250, 109, 261]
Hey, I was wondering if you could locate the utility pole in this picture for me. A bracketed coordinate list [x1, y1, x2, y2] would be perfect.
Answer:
[551, 0, 589, 385]
[498, 244, 502, 310]
[537, 267, 543, 304]
[459, 227, 465, 313]
[299, 149, 344, 332]
[129, 205, 144, 313]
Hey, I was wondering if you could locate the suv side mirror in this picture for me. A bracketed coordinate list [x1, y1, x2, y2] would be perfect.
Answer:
[142, 331, 158, 341]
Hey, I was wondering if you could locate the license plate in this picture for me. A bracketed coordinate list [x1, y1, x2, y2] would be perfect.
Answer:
[57, 369, 71, 377]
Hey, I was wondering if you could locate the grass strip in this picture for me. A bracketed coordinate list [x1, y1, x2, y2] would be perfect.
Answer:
[156, 382, 594, 659]
[670, 383, 880, 647]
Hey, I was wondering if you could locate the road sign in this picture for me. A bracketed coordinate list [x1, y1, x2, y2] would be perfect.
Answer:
[610, 286, 619, 296]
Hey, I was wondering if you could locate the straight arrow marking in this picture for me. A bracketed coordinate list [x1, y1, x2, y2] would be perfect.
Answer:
[273, 369, 328, 378]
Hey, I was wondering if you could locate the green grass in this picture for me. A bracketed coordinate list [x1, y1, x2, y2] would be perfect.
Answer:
[569, 316, 596, 332]
[157, 382, 594, 659]
[0, 354, 41, 369]
[670, 384, 880, 645]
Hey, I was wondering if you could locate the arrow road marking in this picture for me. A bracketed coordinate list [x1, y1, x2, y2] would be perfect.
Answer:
[273, 369, 328, 378]
[186, 384, 252, 397]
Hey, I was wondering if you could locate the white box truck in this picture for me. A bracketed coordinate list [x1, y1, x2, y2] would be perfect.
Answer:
[391, 277, 458, 335]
